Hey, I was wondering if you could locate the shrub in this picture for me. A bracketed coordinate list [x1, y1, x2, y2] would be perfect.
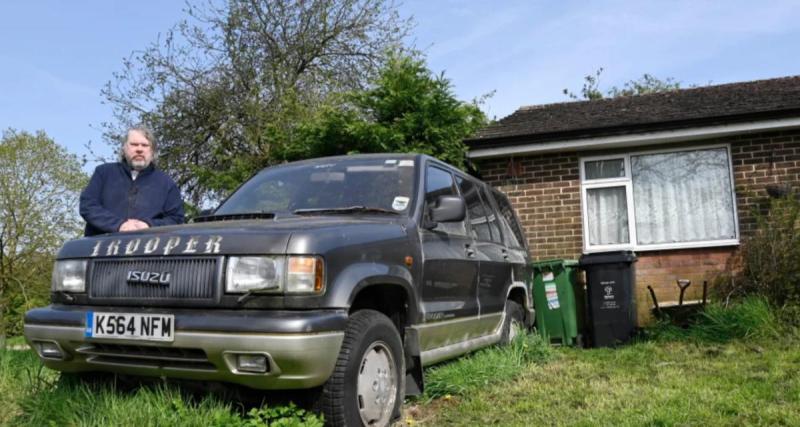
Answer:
[715, 193, 800, 306]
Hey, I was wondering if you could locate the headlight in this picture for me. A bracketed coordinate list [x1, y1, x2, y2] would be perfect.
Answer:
[52, 260, 87, 292]
[225, 256, 325, 294]
[286, 256, 325, 294]
[226, 256, 284, 293]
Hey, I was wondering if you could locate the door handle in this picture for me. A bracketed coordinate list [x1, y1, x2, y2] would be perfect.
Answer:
[465, 244, 476, 257]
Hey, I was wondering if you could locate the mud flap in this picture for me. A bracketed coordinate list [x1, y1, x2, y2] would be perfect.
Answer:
[403, 327, 424, 396]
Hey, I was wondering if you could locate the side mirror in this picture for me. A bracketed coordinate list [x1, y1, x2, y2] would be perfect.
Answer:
[428, 195, 466, 225]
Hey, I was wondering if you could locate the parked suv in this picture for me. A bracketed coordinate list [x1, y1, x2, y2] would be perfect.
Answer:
[25, 154, 532, 426]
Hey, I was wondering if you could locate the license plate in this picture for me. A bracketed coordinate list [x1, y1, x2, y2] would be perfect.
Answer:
[85, 312, 175, 342]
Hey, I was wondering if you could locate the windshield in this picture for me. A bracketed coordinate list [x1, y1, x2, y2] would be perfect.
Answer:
[215, 157, 417, 216]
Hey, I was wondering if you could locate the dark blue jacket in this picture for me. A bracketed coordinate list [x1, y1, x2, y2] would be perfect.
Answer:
[80, 162, 185, 236]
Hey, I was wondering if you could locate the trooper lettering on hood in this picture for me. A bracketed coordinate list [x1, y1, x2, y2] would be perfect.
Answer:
[90, 235, 223, 257]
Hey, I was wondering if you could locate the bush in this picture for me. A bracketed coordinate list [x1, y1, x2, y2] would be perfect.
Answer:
[715, 193, 800, 306]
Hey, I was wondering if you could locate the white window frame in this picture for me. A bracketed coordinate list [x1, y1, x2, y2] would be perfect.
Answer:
[579, 143, 740, 253]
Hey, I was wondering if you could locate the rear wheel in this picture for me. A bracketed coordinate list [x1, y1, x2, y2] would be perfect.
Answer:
[500, 300, 525, 345]
[315, 309, 404, 427]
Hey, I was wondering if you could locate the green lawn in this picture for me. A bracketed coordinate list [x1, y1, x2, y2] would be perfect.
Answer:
[3, 300, 798, 426]
[417, 339, 800, 426]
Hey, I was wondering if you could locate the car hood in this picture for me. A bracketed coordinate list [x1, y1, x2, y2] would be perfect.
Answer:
[57, 216, 408, 259]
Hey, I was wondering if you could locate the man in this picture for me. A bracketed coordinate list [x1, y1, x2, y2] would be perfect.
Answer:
[79, 125, 184, 236]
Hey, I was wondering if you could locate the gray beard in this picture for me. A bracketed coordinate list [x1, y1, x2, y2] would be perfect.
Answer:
[127, 157, 151, 171]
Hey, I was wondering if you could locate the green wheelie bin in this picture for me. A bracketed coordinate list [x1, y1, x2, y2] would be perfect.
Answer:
[532, 259, 584, 346]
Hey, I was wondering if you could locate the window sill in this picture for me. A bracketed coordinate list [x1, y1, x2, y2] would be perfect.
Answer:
[583, 239, 740, 254]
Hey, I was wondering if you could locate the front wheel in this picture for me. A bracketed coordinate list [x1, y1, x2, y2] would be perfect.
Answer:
[315, 309, 404, 427]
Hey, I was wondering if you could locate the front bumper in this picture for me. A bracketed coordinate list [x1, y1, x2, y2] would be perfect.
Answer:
[24, 305, 346, 390]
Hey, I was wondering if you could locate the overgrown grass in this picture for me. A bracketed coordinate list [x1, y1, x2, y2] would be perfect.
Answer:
[646, 297, 784, 343]
[404, 298, 800, 426]
[0, 349, 323, 426]
[421, 332, 553, 400]
[6, 299, 799, 426]
[4, 335, 27, 347]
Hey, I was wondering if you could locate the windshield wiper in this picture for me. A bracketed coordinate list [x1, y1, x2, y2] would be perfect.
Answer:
[192, 212, 276, 223]
[293, 206, 399, 216]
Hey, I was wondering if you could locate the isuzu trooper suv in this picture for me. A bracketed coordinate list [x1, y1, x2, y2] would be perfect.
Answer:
[25, 153, 533, 427]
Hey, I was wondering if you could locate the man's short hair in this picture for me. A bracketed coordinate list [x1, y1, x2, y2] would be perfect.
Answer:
[119, 124, 158, 161]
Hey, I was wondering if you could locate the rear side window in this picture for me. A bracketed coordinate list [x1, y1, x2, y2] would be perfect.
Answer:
[425, 165, 466, 236]
[457, 177, 496, 242]
[491, 190, 526, 248]
[478, 186, 504, 244]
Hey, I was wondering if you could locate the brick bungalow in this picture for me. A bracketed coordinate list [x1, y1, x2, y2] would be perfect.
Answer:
[466, 76, 800, 323]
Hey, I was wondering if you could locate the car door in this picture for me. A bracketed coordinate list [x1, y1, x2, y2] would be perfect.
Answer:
[419, 164, 479, 324]
[456, 177, 511, 318]
[489, 188, 532, 308]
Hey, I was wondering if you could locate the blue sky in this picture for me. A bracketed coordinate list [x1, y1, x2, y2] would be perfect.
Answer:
[2, 1, 800, 170]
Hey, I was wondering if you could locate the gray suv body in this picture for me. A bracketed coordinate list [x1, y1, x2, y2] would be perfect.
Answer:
[25, 154, 533, 426]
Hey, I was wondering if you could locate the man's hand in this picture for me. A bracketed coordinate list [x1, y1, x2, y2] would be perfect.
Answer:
[119, 219, 150, 232]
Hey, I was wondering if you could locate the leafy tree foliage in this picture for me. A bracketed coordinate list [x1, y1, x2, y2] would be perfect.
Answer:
[563, 67, 683, 100]
[102, 0, 411, 205]
[293, 53, 488, 169]
[0, 130, 87, 340]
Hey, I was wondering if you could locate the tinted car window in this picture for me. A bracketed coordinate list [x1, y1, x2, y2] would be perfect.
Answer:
[216, 157, 416, 215]
[457, 177, 492, 241]
[479, 186, 504, 244]
[491, 189, 526, 248]
[425, 165, 466, 235]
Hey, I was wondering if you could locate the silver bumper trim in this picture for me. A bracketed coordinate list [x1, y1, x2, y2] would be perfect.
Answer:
[24, 324, 343, 390]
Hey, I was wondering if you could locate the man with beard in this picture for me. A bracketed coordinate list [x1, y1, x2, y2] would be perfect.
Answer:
[79, 125, 184, 236]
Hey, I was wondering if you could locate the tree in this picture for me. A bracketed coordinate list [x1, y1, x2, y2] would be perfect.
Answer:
[102, 0, 411, 205]
[291, 53, 488, 169]
[563, 67, 683, 100]
[0, 130, 87, 342]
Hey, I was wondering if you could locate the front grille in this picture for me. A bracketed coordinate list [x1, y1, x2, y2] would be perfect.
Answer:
[90, 257, 220, 303]
[77, 343, 216, 371]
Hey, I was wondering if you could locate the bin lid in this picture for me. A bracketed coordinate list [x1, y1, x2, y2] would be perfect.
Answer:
[532, 259, 579, 271]
[579, 251, 637, 266]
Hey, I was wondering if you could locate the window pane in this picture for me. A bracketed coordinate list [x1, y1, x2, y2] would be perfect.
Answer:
[479, 186, 503, 244]
[585, 159, 625, 180]
[457, 177, 492, 241]
[632, 148, 736, 245]
[587, 186, 629, 245]
[491, 190, 525, 248]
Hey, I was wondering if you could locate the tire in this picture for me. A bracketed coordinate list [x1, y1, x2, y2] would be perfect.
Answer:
[500, 300, 525, 345]
[315, 309, 404, 427]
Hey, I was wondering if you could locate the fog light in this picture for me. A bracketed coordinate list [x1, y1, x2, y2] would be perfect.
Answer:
[35, 341, 63, 359]
[236, 354, 268, 373]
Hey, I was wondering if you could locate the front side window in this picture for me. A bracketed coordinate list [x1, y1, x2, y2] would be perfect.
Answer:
[580, 146, 738, 251]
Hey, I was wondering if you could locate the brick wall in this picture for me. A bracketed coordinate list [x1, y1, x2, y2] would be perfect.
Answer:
[634, 248, 736, 321]
[729, 131, 800, 237]
[478, 151, 583, 260]
[475, 129, 800, 323]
